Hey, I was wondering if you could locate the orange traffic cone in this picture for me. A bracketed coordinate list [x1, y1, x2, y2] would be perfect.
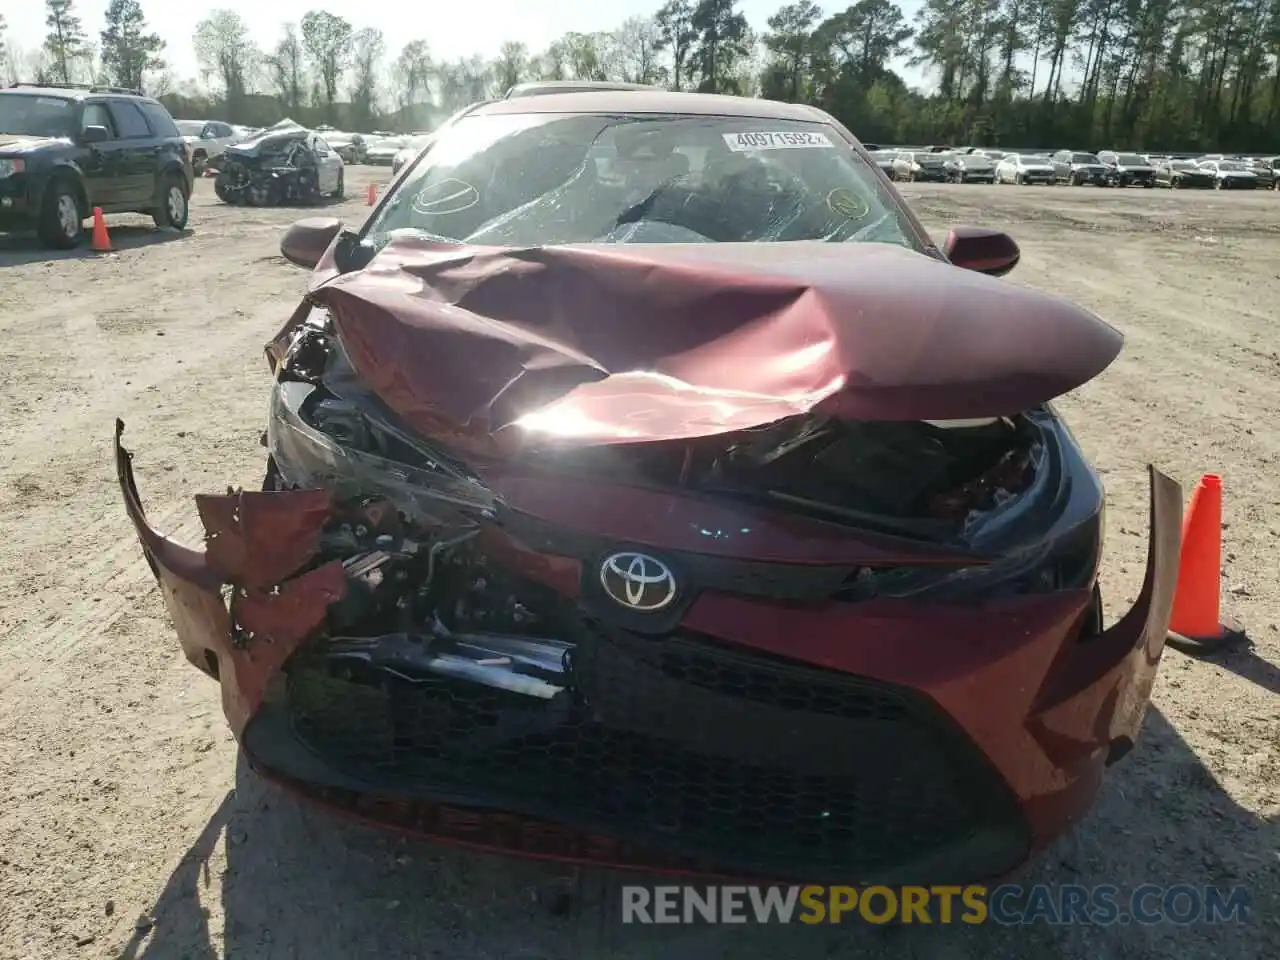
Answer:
[90, 207, 113, 252]
[1167, 474, 1245, 654]
[366, 183, 377, 205]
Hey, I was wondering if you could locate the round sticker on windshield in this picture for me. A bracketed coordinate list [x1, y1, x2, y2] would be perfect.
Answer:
[826, 188, 868, 220]
[412, 178, 480, 216]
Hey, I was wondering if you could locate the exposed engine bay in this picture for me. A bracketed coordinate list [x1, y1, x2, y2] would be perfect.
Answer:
[270, 308, 1046, 543]
[257, 305, 1061, 738]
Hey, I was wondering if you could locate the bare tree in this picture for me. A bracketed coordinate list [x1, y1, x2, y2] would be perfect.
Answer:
[612, 16, 668, 84]
[265, 24, 307, 115]
[559, 31, 613, 80]
[435, 57, 492, 111]
[193, 9, 256, 116]
[530, 43, 568, 80]
[394, 39, 433, 110]
[348, 27, 385, 128]
[492, 40, 530, 92]
[301, 10, 353, 122]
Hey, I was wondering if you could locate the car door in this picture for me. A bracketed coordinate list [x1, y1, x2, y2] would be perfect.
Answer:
[203, 121, 234, 157]
[312, 136, 339, 193]
[1051, 151, 1069, 181]
[76, 102, 126, 208]
[106, 100, 160, 206]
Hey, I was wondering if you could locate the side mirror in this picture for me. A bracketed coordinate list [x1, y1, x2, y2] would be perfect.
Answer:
[82, 125, 110, 144]
[280, 217, 343, 269]
[943, 225, 1021, 277]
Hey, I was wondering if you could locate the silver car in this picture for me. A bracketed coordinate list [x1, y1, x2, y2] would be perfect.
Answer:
[365, 135, 409, 166]
[941, 152, 997, 183]
[1051, 150, 1110, 186]
[392, 133, 436, 175]
[995, 154, 1055, 185]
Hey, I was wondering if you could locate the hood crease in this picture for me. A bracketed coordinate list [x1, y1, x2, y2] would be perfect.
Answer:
[311, 237, 1123, 455]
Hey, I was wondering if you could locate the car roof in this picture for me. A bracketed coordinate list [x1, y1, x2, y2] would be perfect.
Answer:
[4, 82, 150, 101]
[469, 90, 831, 123]
[504, 80, 659, 98]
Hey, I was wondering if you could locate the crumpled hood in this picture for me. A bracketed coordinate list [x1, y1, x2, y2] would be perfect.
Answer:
[312, 238, 1123, 453]
[0, 134, 63, 153]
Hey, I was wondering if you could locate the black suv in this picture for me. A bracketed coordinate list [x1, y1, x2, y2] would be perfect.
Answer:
[0, 82, 194, 249]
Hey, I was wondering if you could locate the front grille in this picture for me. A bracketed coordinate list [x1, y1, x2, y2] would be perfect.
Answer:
[283, 627, 1027, 880]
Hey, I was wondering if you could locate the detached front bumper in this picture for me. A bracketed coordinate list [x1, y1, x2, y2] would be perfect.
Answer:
[115, 420, 1182, 883]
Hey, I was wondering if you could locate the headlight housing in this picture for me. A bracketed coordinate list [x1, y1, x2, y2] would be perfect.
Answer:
[0, 158, 26, 178]
[267, 314, 496, 525]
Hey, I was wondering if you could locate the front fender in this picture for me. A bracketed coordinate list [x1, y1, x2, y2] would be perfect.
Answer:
[31, 157, 87, 208]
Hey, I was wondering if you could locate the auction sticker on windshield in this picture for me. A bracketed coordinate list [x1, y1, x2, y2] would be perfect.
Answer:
[723, 131, 834, 151]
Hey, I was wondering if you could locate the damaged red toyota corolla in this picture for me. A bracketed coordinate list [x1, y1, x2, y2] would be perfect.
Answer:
[116, 91, 1182, 884]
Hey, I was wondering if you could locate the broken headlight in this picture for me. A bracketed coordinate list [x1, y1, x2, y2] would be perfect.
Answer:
[267, 379, 496, 526]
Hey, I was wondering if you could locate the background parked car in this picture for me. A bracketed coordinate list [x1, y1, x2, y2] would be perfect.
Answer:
[1197, 159, 1259, 189]
[0, 83, 192, 248]
[890, 150, 949, 182]
[174, 119, 238, 174]
[1097, 151, 1157, 186]
[214, 123, 344, 205]
[325, 131, 368, 164]
[1154, 159, 1216, 188]
[1242, 158, 1277, 189]
[391, 133, 435, 175]
[364, 135, 408, 165]
[867, 149, 896, 176]
[941, 151, 996, 183]
[995, 153, 1055, 184]
[1051, 150, 1110, 185]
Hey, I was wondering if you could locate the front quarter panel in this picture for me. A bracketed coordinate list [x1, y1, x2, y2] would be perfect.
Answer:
[1023, 466, 1181, 812]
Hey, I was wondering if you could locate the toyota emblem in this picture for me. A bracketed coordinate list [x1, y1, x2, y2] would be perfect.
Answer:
[599, 552, 678, 612]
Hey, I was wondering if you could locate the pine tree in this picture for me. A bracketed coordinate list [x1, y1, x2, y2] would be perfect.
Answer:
[44, 0, 86, 84]
[100, 0, 165, 91]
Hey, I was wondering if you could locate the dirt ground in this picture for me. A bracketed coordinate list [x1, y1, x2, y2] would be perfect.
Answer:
[0, 166, 1276, 960]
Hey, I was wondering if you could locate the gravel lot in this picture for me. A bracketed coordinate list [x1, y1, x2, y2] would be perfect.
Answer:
[1, 167, 1276, 960]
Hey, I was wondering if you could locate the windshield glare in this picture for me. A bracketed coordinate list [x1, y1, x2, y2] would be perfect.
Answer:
[0, 93, 74, 138]
[175, 120, 204, 137]
[1073, 153, 1100, 163]
[366, 113, 920, 250]
[1216, 160, 1245, 171]
[1117, 154, 1146, 164]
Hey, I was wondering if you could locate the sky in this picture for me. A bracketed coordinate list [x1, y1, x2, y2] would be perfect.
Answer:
[5, 0, 928, 88]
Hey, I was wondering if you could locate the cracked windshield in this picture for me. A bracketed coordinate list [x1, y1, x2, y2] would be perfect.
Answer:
[367, 113, 919, 249]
